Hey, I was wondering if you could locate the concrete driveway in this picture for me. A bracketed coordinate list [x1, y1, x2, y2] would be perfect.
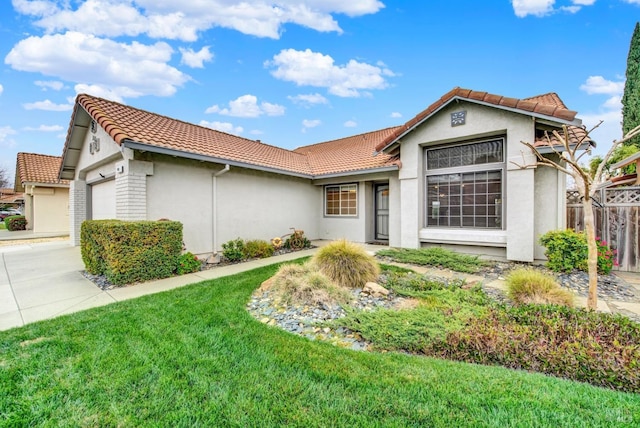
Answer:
[0, 240, 114, 330]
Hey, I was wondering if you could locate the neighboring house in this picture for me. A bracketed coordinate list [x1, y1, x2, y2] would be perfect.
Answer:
[60, 87, 584, 262]
[0, 188, 24, 211]
[15, 153, 70, 233]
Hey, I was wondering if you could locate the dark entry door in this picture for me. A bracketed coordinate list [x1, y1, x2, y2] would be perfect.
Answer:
[375, 184, 389, 241]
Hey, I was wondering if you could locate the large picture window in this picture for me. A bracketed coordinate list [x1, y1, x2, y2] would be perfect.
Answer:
[426, 138, 504, 229]
[325, 184, 357, 216]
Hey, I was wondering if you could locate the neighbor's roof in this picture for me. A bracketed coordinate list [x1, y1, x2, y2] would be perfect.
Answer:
[375, 87, 581, 153]
[16, 153, 68, 189]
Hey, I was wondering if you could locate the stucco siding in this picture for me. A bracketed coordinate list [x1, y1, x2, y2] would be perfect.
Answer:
[396, 100, 546, 261]
[534, 164, 565, 260]
[146, 157, 320, 255]
[75, 125, 122, 178]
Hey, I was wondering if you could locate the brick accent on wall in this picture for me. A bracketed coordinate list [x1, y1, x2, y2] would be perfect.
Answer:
[69, 180, 86, 246]
[115, 160, 153, 221]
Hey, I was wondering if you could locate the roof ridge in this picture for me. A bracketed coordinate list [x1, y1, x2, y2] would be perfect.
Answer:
[294, 126, 402, 151]
[17, 152, 62, 158]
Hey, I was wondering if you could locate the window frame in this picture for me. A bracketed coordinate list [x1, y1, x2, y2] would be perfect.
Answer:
[424, 137, 505, 230]
[324, 183, 358, 217]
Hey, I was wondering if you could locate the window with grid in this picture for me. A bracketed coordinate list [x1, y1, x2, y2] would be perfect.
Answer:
[425, 138, 504, 229]
[325, 184, 357, 216]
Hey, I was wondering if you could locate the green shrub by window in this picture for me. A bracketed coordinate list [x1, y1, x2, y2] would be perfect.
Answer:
[4, 215, 27, 231]
[81, 220, 183, 285]
[176, 252, 201, 275]
[539, 229, 615, 274]
[244, 239, 275, 259]
[222, 238, 245, 262]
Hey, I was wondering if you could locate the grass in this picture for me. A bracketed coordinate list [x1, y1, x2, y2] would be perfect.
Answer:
[506, 268, 574, 307]
[377, 247, 486, 273]
[1, 262, 639, 426]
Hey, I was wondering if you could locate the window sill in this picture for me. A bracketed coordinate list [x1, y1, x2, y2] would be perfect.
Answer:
[419, 228, 506, 247]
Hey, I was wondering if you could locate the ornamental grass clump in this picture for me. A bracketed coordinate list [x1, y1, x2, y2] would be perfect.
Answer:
[312, 239, 380, 288]
[506, 268, 574, 307]
[269, 262, 352, 306]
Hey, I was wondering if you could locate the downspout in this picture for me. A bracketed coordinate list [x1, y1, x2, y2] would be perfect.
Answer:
[212, 164, 231, 257]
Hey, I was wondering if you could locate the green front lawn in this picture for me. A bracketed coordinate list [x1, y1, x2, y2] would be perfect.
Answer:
[1, 262, 639, 426]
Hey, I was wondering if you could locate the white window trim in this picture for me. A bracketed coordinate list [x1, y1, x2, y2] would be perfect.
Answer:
[324, 183, 358, 217]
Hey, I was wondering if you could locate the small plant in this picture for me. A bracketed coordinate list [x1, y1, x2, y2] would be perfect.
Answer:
[222, 238, 245, 262]
[539, 229, 616, 275]
[377, 247, 485, 273]
[312, 239, 380, 288]
[270, 262, 352, 306]
[271, 236, 283, 250]
[244, 240, 275, 259]
[4, 215, 27, 231]
[506, 268, 574, 307]
[176, 252, 201, 275]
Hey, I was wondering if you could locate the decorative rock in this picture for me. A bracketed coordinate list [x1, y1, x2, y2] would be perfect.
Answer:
[363, 282, 389, 297]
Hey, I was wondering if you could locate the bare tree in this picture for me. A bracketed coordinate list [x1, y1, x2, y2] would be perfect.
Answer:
[0, 166, 10, 189]
[512, 123, 640, 310]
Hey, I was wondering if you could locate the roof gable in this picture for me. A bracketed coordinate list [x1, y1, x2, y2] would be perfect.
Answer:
[374, 87, 581, 153]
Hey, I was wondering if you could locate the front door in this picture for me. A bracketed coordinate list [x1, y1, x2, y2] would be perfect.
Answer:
[375, 184, 389, 241]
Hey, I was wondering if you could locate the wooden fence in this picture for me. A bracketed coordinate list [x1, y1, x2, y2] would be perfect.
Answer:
[566, 187, 640, 272]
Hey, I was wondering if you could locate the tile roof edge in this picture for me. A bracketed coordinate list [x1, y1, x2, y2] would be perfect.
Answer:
[294, 126, 402, 151]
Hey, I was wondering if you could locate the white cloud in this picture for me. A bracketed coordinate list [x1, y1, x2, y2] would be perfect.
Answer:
[22, 99, 73, 111]
[511, 0, 596, 17]
[266, 48, 395, 97]
[579, 76, 625, 95]
[0, 126, 17, 147]
[5, 32, 189, 99]
[344, 120, 357, 127]
[199, 120, 243, 134]
[301, 119, 321, 133]
[390, 112, 402, 118]
[15, 0, 384, 41]
[0, 84, 3, 95]
[74, 83, 129, 102]
[23, 124, 64, 132]
[205, 94, 285, 117]
[288, 93, 329, 106]
[249, 129, 264, 135]
[623, 0, 640, 4]
[34, 80, 64, 91]
[180, 46, 213, 68]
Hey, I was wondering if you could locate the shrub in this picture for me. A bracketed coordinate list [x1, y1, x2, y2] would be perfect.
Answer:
[312, 239, 380, 288]
[176, 252, 201, 275]
[244, 239, 275, 259]
[80, 220, 183, 285]
[436, 305, 640, 393]
[284, 230, 311, 250]
[376, 247, 485, 273]
[539, 229, 616, 274]
[270, 262, 352, 306]
[222, 238, 245, 262]
[4, 215, 27, 231]
[506, 268, 574, 307]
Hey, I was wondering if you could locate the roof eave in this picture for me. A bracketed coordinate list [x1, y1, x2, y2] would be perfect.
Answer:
[311, 165, 399, 180]
[22, 181, 70, 188]
[376, 96, 583, 154]
[121, 140, 314, 179]
[534, 141, 593, 154]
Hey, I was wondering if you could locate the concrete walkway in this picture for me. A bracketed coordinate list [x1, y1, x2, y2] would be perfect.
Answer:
[1, 238, 639, 332]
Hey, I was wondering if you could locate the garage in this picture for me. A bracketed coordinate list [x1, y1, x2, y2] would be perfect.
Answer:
[91, 180, 116, 220]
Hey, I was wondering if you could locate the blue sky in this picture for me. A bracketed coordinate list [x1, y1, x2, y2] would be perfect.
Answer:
[0, 1, 639, 182]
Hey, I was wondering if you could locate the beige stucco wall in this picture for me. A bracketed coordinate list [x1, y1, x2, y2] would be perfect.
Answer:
[534, 162, 566, 260]
[145, 156, 321, 255]
[75, 125, 123, 179]
[25, 185, 69, 233]
[396, 100, 558, 262]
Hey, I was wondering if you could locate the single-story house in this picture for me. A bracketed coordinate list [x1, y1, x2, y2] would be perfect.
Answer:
[0, 188, 24, 211]
[59, 87, 584, 262]
[15, 152, 70, 233]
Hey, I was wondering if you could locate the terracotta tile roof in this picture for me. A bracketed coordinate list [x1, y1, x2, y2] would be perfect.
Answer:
[375, 87, 580, 153]
[74, 94, 312, 175]
[293, 127, 402, 176]
[16, 153, 68, 186]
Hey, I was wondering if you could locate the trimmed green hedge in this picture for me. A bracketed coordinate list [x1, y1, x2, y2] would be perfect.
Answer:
[81, 220, 183, 285]
[4, 215, 27, 231]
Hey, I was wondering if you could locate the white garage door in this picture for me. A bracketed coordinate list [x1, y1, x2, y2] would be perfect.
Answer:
[91, 180, 116, 220]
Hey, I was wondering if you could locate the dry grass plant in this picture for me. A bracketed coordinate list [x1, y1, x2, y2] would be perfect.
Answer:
[507, 268, 574, 307]
[269, 262, 353, 306]
[312, 239, 380, 288]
